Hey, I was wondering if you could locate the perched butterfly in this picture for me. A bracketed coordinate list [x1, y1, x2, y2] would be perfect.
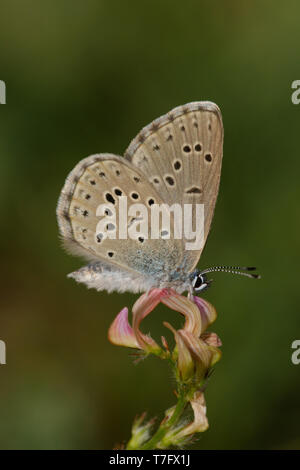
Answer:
[57, 102, 259, 294]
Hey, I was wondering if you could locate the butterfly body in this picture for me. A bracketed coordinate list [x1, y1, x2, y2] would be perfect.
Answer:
[57, 102, 224, 294]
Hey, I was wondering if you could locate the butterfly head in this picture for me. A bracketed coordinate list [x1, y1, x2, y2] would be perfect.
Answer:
[190, 271, 212, 293]
[190, 266, 260, 294]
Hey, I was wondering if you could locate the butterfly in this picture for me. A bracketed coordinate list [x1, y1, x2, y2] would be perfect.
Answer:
[57, 101, 259, 295]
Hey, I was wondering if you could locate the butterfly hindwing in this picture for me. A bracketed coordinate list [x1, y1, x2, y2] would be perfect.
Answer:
[57, 153, 184, 291]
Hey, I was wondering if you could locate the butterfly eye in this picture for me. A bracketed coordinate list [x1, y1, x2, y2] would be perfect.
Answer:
[192, 273, 209, 292]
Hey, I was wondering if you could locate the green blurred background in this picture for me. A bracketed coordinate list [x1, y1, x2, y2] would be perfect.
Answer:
[0, 0, 299, 449]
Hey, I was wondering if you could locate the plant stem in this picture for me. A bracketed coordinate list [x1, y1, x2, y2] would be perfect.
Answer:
[138, 391, 187, 450]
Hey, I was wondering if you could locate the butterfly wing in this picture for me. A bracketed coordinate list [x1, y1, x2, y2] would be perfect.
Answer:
[57, 153, 184, 292]
[125, 102, 223, 272]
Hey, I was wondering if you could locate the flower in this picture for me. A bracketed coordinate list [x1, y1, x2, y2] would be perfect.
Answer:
[108, 288, 170, 355]
[162, 293, 222, 382]
[161, 294, 216, 337]
[108, 289, 221, 381]
[174, 392, 209, 442]
[163, 322, 194, 382]
[159, 391, 209, 448]
[107, 307, 140, 349]
[126, 413, 156, 450]
[108, 289, 223, 449]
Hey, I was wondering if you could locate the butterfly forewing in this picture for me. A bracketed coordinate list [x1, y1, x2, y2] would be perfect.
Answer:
[125, 102, 223, 271]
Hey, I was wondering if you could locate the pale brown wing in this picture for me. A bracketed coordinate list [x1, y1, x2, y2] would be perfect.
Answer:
[57, 153, 184, 287]
[124, 102, 223, 272]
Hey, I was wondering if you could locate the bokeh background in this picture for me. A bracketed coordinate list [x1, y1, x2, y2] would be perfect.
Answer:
[0, 0, 299, 449]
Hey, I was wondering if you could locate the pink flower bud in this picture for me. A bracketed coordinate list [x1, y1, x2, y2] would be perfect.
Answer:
[191, 296, 217, 333]
[108, 307, 140, 348]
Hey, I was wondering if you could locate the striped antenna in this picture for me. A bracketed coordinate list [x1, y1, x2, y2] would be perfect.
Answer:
[199, 266, 261, 279]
